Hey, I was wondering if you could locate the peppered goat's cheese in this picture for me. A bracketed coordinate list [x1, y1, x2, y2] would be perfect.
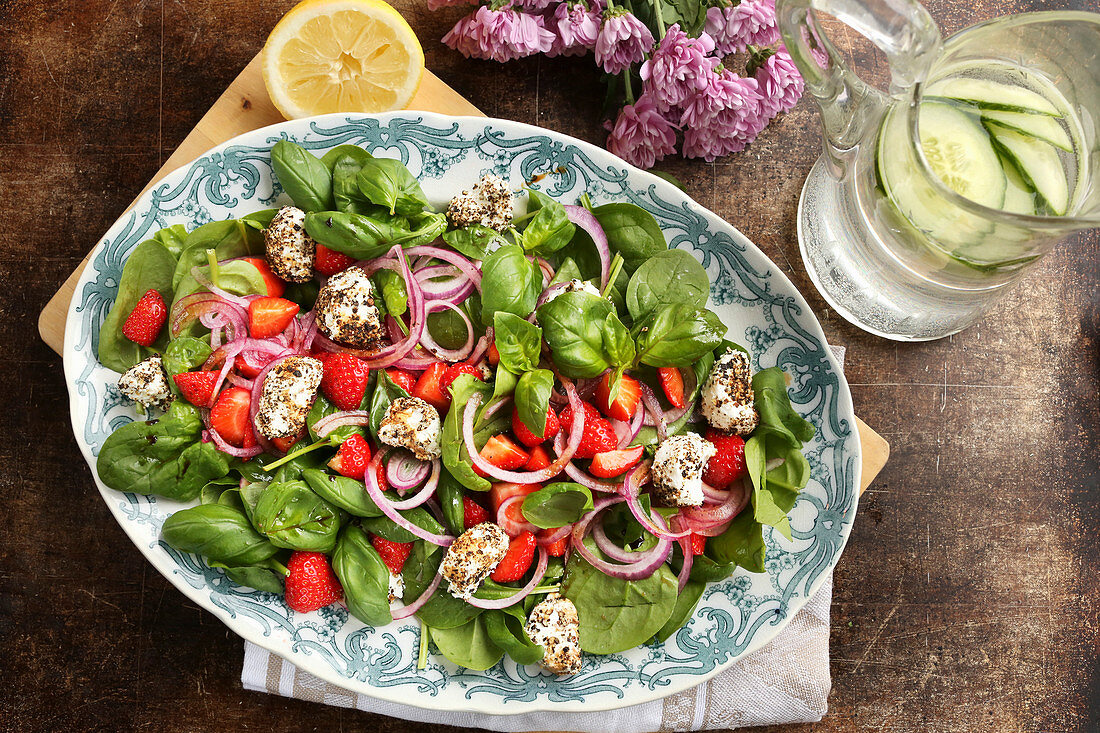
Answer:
[543, 278, 601, 304]
[446, 174, 514, 231]
[264, 206, 316, 283]
[525, 593, 582, 676]
[388, 571, 405, 604]
[314, 265, 386, 349]
[377, 396, 442, 461]
[439, 522, 509, 600]
[700, 349, 759, 435]
[117, 354, 174, 411]
[254, 356, 323, 439]
[650, 433, 716, 507]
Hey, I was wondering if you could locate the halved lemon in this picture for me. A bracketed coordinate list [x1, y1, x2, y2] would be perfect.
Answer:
[262, 0, 425, 119]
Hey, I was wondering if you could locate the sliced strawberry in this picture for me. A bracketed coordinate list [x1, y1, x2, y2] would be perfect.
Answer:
[560, 401, 619, 459]
[234, 354, 263, 378]
[658, 367, 687, 409]
[385, 368, 417, 394]
[488, 482, 541, 515]
[589, 445, 644, 478]
[595, 372, 642, 422]
[173, 370, 220, 408]
[209, 387, 255, 448]
[511, 405, 561, 448]
[370, 536, 413, 574]
[313, 243, 356, 276]
[487, 342, 500, 365]
[524, 445, 552, 471]
[441, 363, 483, 394]
[327, 434, 371, 481]
[121, 289, 167, 347]
[284, 551, 342, 613]
[272, 432, 304, 454]
[490, 531, 537, 582]
[539, 530, 570, 557]
[248, 297, 300, 339]
[690, 533, 707, 555]
[473, 435, 529, 477]
[320, 352, 370, 411]
[703, 429, 747, 488]
[242, 257, 286, 298]
[462, 496, 490, 529]
[412, 362, 450, 412]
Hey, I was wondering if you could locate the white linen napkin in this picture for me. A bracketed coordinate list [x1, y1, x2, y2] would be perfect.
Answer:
[240, 347, 847, 731]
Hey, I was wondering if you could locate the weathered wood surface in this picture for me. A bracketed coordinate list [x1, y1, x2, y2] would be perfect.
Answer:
[1, 1, 1097, 731]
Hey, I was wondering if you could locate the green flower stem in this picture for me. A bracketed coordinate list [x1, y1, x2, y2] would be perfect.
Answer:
[651, 0, 667, 38]
[623, 70, 636, 105]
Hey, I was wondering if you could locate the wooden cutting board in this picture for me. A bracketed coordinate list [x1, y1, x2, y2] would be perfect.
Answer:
[36, 52, 889, 493]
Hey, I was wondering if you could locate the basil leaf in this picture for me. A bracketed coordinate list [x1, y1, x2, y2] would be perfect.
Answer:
[161, 504, 280, 566]
[520, 190, 575, 255]
[443, 225, 507, 260]
[210, 560, 286, 594]
[441, 374, 494, 492]
[436, 469, 467, 536]
[514, 368, 554, 439]
[625, 248, 710, 322]
[270, 140, 334, 213]
[303, 211, 446, 260]
[332, 525, 393, 626]
[324, 145, 374, 213]
[252, 480, 342, 552]
[493, 312, 542, 374]
[374, 268, 408, 317]
[429, 616, 505, 671]
[709, 508, 766, 572]
[537, 291, 613, 378]
[633, 304, 726, 368]
[601, 312, 635, 368]
[301, 468, 382, 518]
[484, 607, 545, 665]
[591, 203, 667, 273]
[356, 157, 429, 216]
[479, 244, 543, 327]
[521, 482, 594, 528]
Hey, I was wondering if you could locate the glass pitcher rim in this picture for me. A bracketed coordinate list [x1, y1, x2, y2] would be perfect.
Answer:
[903, 9, 1100, 229]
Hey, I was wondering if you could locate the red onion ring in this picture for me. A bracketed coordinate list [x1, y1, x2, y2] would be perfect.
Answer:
[622, 463, 693, 539]
[639, 384, 669, 441]
[535, 256, 555, 285]
[591, 522, 640, 563]
[496, 495, 539, 537]
[536, 524, 572, 546]
[204, 426, 263, 458]
[415, 264, 475, 302]
[463, 547, 549, 609]
[390, 571, 443, 620]
[640, 369, 697, 428]
[681, 477, 751, 528]
[312, 410, 372, 439]
[420, 301, 475, 361]
[248, 355, 290, 457]
[563, 205, 611, 290]
[676, 534, 694, 593]
[571, 497, 673, 580]
[386, 451, 432, 492]
[363, 449, 454, 546]
[469, 329, 493, 365]
[561, 459, 624, 493]
[535, 281, 570, 309]
[388, 459, 441, 511]
[225, 373, 254, 390]
[403, 245, 482, 291]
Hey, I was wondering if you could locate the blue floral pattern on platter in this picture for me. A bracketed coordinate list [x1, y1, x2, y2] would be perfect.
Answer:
[64, 112, 860, 714]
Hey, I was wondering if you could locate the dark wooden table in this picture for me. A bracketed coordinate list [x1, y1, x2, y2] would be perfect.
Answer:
[3, 1, 1098, 731]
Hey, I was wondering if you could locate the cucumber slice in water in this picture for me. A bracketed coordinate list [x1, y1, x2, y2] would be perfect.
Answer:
[926, 77, 1061, 116]
[912, 102, 1007, 209]
[999, 155, 1038, 216]
[980, 109, 1073, 151]
[986, 122, 1069, 215]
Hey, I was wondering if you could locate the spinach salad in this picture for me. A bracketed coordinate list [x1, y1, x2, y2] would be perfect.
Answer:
[94, 139, 814, 675]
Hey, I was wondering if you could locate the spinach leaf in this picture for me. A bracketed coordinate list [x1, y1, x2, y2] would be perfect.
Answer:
[360, 506, 445, 544]
[356, 157, 429, 216]
[429, 615, 504, 670]
[97, 240, 176, 372]
[754, 368, 815, 443]
[332, 525, 393, 626]
[493, 312, 542, 374]
[200, 476, 237, 505]
[484, 607, 545, 665]
[368, 369, 412, 439]
[591, 203, 667, 273]
[655, 580, 705, 643]
[252, 480, 342, 552]
[307, 393, 366, 443]
[210, 560, 286, 594]
[324, 145, 374, 213]
[374, 268, 408, 317]
[147, 223, 189, 259]
[97, 401, 230, 500]
[172, 219, 265, 291]
[521, 482, 593, 528]
[283, 280, 320, 311]
[270, 140, 335, 213]
[161, 504, 280, 566]
[633, 304, 726, 368]
[709, 508, 766, 572]
[302, 468, 381, 518]
[479, 244, 543, 327]
[625, 248, 710, 321]
[441, 374, 494, 492]
[172, 259, 268, 312]
[427, 296, 480, 350]
[536, 291, 613, 378]
[162, 336, 212, 378]
[403, 541, 483, 628]
[520, 190, 575, 255]
[562, 537, 678, 654]
[436, 469, 466, 536]
[514, 368, 554, 438]
[692, 349, 716, 401]
[443, 225, 507, 260]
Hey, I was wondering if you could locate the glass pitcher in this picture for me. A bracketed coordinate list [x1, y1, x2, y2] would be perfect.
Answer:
[775, 1, 1100, 341]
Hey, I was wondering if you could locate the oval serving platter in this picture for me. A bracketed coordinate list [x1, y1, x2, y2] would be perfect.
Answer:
[64, 111, 860, 714]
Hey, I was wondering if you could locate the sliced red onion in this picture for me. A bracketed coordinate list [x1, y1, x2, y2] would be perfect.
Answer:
[610, 403, 645, 449]
[415, 264, 475, 303]
[390, 571, 442, 620]
[189, 265, 252, 307]
[535, 256, 554, 285]
[420, 300, 475, 361]
[562, 459, 624, 493]
[591, 523, 639, 563]
[571, 497, 672, 580]
[205, 426, 263, 458]
[469, 329, 493, 364]
[248, 355, 290, 457]
[461, 383, 584, 484]
[536, 524, 572, 546]
[203, 337, 289, 370]
[622, 463, 693, 539]
[463, 547, 549, 609]
[535, 281, 570, 309]
[496, 494, 539, 537]
[225, 373, 254, 390]
[363, 449, 454, 546]
[676, 535, 694, 593]
[403, 245, 482, 291]
[299, 311, 319, 352]
[689, 518, 733, 537]
[312, 410, 372, 439]
[563, 205, 611, 290]
[386, 451, 432, 491]
[389, 459, 441, 511]
[639, 384, 669, 441]
[682, 477, 751, 528]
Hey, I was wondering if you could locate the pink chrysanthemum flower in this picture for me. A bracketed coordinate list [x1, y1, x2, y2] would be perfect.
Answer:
[680, 69, 767, 161]
[547, 1, 601, 58]
[705, 0, 779, 56]
[512, 0, 557, 11]
[754, 46, 804, 119]
[594, 8, 654, 75]
[443, 6, 555, 62]
[639, 24, 718, 112]
[604, 94, 677, 169]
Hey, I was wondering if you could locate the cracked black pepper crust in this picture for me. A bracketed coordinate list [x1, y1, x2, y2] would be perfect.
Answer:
[314, 266, 387, 349]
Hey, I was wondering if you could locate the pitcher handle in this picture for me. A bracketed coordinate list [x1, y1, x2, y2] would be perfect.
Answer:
[776, 0, 942, 178]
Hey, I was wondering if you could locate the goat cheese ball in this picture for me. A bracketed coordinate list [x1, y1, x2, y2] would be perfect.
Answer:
[700, 349, 759, 435]
[525, 593, 582, 676]
[650, 433, 716, 507]
[255, 356, 323, 439]
[117, 354, 174, 411]
[314, 266, 386, 349]
[544, 279, 600, 304]
[446, 174, 514, 231]
[440, 522, 509, 600]
[264, 206, 316, 283]
[377, 396, 442, 461]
